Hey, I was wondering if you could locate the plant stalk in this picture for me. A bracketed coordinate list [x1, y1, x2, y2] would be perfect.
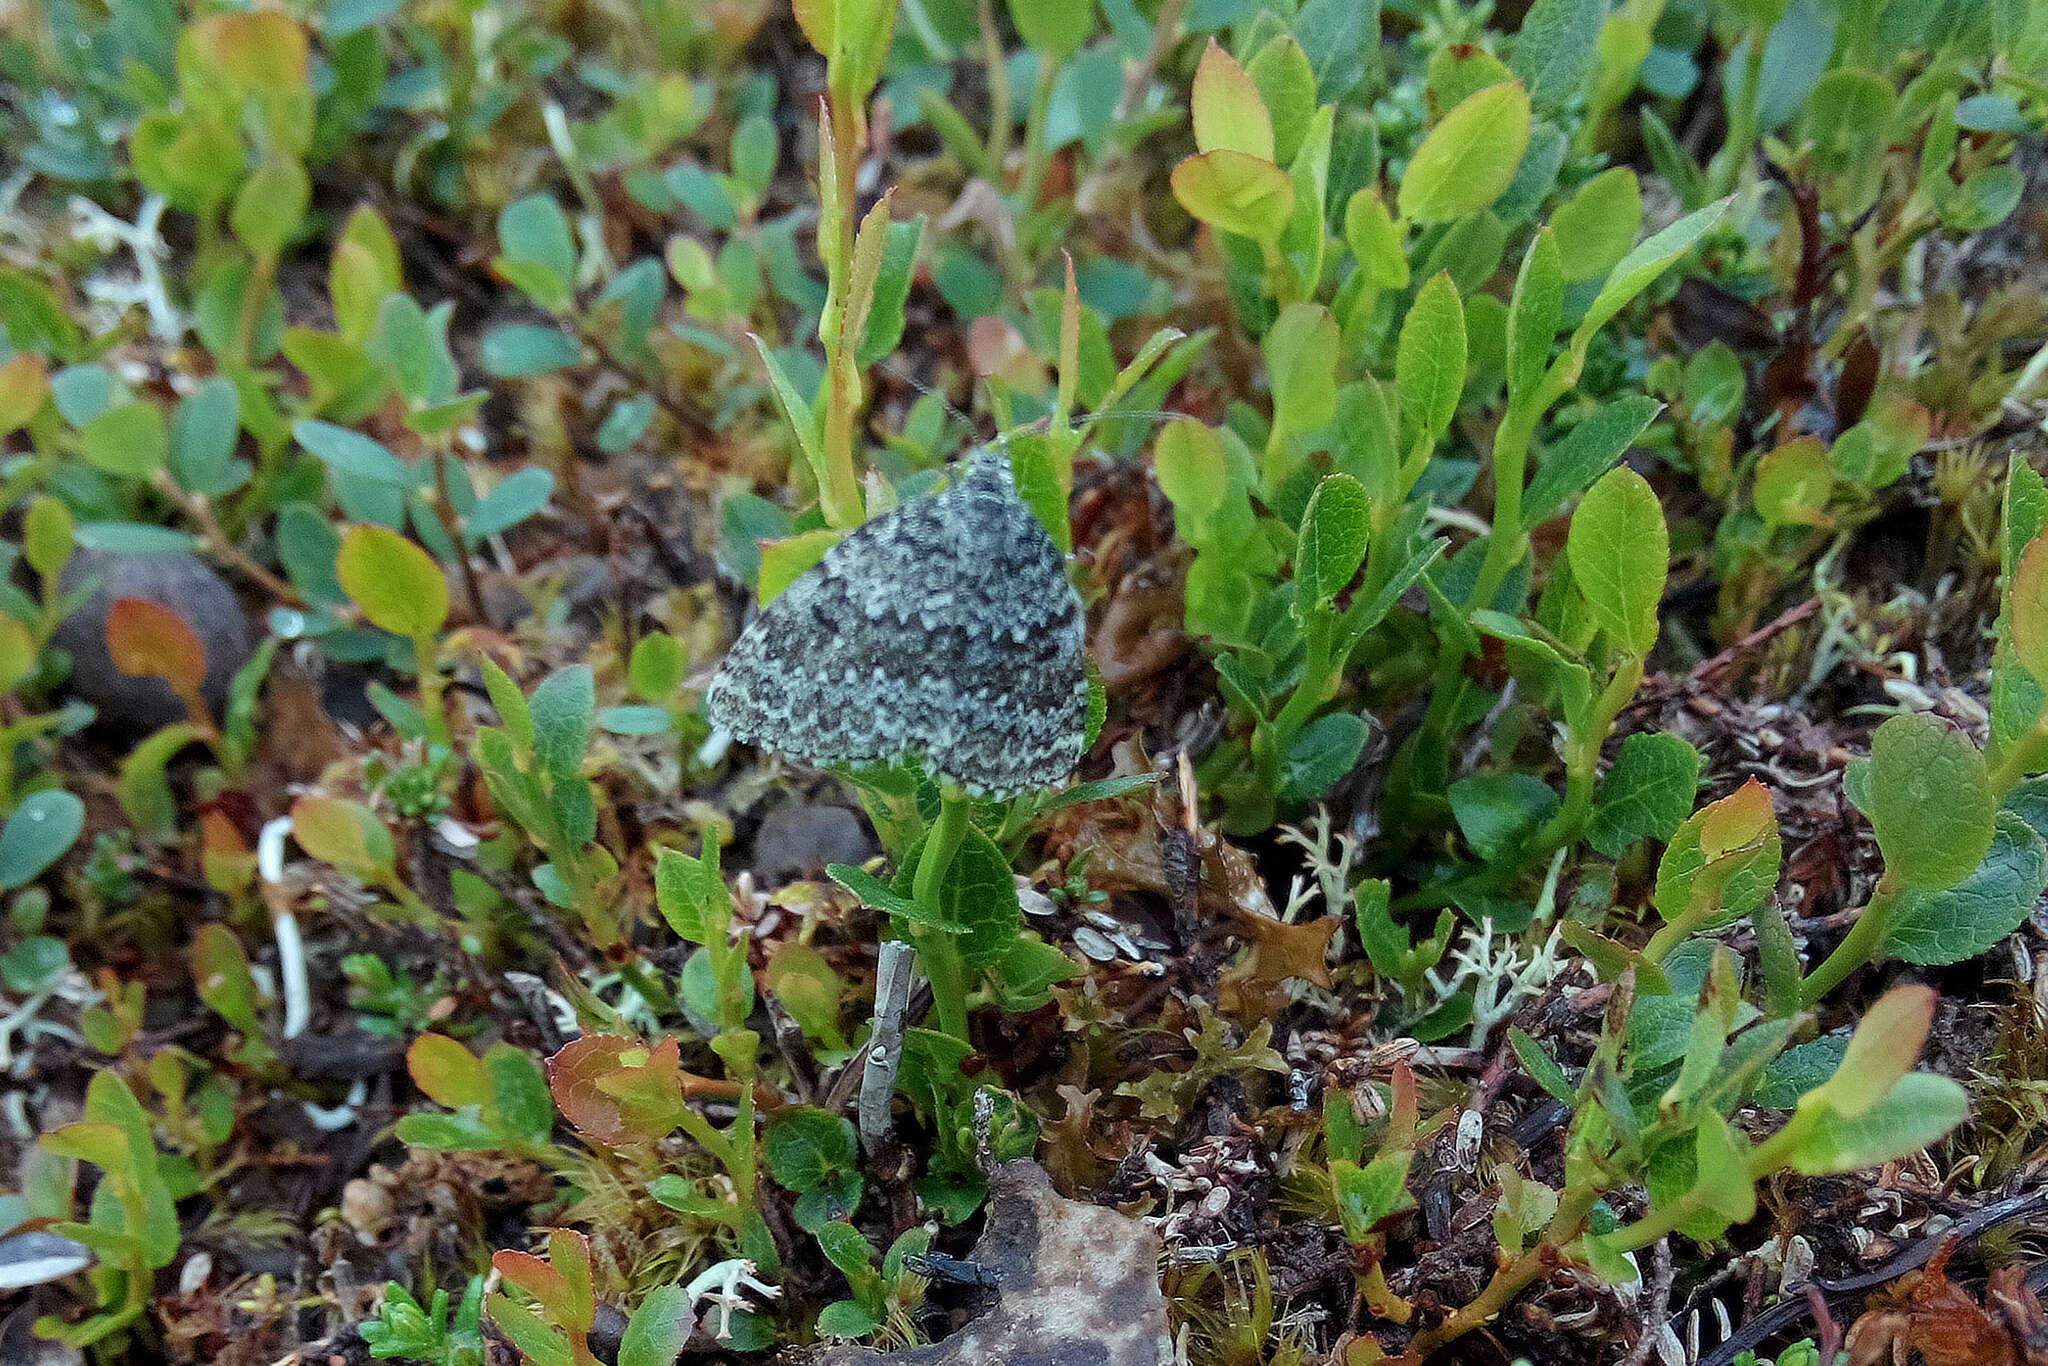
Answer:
[913, 787, 973, 1044]
[1798, 879, 1901, 1008]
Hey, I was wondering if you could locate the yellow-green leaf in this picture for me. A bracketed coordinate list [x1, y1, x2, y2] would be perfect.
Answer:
[1566, 465, 1666, 657]
[0, 353, 50, 434]
[336, 524, 449, 640]
[1395, 273, 1467, 447]
[759, 529, 843, 604]
[1398, 82, 1533, 225]
[1192, 39, 1274, 161]
[1171, 150, 1296, 243]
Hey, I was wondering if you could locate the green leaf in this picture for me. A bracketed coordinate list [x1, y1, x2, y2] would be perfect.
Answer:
[74, 524, 197, 557]
[486, 1043, 553, 1143]
[1510, 0, 1604, 113]
[1859, 713, 1995, 894]
[751, 335, 829, 500]
[1784, 1072, 1967, 1175]
[656, 841, 724, 943]
[230, 157, 309, 257]
[1588, 732, 1702, 858]
[1510, 1026, 1575, 1103]
[21, 497, 71, 589]
[816, 1300, 880, 1340]
[1549, 168, 1641, 282]
[855, 216, 923, 368]
[1031, 774, 1158, 813]
[618, 1285, 691, 1366]
[1887, 811, 2048, 966]
[2009, 537, 2048, 686]
[531, 666, 595, 780]
[815, 1219, 876, 1285]
[465, 467, 555, 544]
[80, 400, 168, 478]
[294, 419, 415, 486]
[764, 1107, 860, 1194]
[1652, 779, 1780, 925]
[191, 922, 262, 1034]
[599, 705, 672, 735]
[628, 634, 687, 700]
[759, 529, 843, 605]
[1395, 273, 1467, 447]
[1565, 465, 1667, 656]
[121, 723, 205, 840]
[1449, 772, 1559, 862]
[1573, 197, 1732, 353]
[0, 791, 85, 890]
[1266, 302, 1339, 440]
[1754, 438, 1833, 528]
[1343, 189, 1409, 289]
[1248, 35, 1317, 166]
[1684, 343, 1746, 426]
[828, 862, 968, 933]
[496, 195, 577, 309]
[1506, 229, 1563, 405]
[332, 208, 404, 344]
[1521, 396, 1663, 531]
[1006, 0, 1091, 58]
[1946, 164, 2024, 233]
[891, 825, 1022, 968]
[481, 325, 581, 378]
[169, 378, 243, 495]
[1154, 419, 1235, 541]
[1804, 68, 1892, 214]
[993, 935, 1081, 1003]
[370, 294, 441, 405]
[1280, 712, 1368, 801]
[1687, 1111, 1755, 1223]
[1755, 1035, 1847, 1109]
[1171, 150, 1297, 243]
[1332, 1152, 1411, 1239]
[336, 525, 449, 639]
[1296, 474, 1371, 613]
[1397, 82, 1532, 225]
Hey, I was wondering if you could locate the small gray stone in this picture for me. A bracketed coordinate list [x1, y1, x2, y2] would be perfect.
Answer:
[752, 803, 875, 885]
[52, 549, 256, 732]
[707, 448, 1088, 798]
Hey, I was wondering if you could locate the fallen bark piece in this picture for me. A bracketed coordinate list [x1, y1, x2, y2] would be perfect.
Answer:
[815, 1160, 1170, 1366]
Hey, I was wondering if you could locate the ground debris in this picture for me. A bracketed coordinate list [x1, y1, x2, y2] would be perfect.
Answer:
[811, 1160, 1171, 1366]
[1845, 1238, 2048, 1366]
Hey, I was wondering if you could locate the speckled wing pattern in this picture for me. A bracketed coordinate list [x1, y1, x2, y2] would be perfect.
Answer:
[706, 448, 1088, 797]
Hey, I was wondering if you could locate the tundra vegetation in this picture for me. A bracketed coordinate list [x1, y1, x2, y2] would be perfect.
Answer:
[1, 0, 2047, 1363]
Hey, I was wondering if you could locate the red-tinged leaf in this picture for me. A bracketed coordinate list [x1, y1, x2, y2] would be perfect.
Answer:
[546, 1035, 691, 1145]
[1699, 777, 1775, 857]
[105, 597, 206, 699]
[195, 9, 309, 93]
[2011, 537, 2048, 684]
[493, 1248, 579, 1327]
[0, 352, 50, 434]
[199, 809, 257, 893]
[1192, 40, 1274, 160]
[1821, 984, 1936, 1118]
